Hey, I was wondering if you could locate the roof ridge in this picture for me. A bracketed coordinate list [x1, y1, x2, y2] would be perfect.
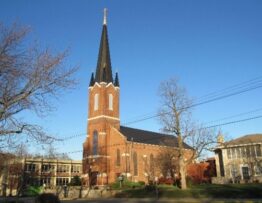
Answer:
[120, 125, 175, 137]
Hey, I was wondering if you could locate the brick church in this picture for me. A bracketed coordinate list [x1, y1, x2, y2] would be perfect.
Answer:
[82, 10, 192, 186]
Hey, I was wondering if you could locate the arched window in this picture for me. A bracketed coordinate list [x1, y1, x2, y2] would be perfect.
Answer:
[94, 94, 99, 111]
[93, 130, 98, 155]
[116, 149, 120, 166]
[109, 94, 113, 110]
[150, 154, 154, 173]
[133, 152, 138, 176]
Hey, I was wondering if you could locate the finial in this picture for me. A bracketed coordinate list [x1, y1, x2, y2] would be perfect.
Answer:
[103, 8, 107, 25]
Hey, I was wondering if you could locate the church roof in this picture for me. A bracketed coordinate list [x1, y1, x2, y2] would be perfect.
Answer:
[94, 13, 113, 83]
[120, 126, 192, 149]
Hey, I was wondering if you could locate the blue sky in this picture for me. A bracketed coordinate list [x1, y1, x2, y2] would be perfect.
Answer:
[1, 0, 262, 159]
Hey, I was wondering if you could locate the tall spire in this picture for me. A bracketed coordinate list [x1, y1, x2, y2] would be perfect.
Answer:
[95, 8, 113, 84]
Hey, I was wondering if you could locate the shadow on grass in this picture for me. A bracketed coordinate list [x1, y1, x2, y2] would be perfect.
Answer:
[114, 183, 262, 199]
[191, 184, 262, 199]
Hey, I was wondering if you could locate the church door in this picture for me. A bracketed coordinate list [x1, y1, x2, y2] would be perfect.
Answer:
[90, 171, 98, 186]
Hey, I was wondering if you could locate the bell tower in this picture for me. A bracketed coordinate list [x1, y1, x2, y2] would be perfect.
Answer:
[83, 8, 120, 185]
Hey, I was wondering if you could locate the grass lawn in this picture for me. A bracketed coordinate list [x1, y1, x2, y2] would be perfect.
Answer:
[114, 183, 262, 199]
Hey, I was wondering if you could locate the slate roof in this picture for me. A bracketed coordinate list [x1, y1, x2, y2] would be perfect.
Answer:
[120, 126, 192, 149]
[225, 134, 262, 146]
[114, 72, 120, 87]
[95, 24, 113, 83]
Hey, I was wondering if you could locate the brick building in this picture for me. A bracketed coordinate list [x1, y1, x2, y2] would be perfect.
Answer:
[82, 9, 193, 186]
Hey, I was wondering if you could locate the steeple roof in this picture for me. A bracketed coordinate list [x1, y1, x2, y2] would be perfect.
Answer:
[89, 72, 95, 87]
[114, 72, 119, 87]
[95, 9, 113, 83]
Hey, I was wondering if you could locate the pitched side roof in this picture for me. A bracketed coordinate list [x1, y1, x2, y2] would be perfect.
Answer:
[120, 126, 192, 149]
[225, 134, 262, 146]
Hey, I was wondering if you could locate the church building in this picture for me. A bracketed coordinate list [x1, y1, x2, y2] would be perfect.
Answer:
[82, 9, 192, 186]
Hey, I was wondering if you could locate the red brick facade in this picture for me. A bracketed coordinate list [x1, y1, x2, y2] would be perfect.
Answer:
[82, 80, 193, 185]
[82, 11, 194, 186]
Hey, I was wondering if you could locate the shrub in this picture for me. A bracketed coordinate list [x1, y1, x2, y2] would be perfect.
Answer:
[35, 193, 60, 203]
[158, 177, 174, 185]
[138, 181, 145, 186]
[109, 180, 143, 189]
[145, 185, 156, 192]
[23, 186, 42, 197]
[69, 175, 81, 186]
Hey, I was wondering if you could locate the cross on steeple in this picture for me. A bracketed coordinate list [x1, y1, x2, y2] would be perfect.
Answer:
[103, 8, 107, 25]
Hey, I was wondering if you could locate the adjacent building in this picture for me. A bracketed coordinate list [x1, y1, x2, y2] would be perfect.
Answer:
[0, 155, 82, 196]
[213, 134, 262, 183]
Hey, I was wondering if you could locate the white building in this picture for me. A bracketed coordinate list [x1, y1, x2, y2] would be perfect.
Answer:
[213, 134, 262, 184]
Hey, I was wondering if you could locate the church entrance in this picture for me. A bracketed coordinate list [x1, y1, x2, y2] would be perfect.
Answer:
[90, 171, 98, 186]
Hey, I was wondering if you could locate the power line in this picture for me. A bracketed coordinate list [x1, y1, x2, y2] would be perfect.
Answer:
[203, 107, 262, 125]
[52, 106, 262, 144]
[196, 76, 262, 101]
[122, 80, 262, 126]
[202, 114, 262, 130]
[17, 76, 262, 146]
[55, 113, 262, 156]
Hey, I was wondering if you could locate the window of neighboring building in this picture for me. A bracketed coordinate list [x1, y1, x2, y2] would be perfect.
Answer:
[251, 145, 256, 157]
[231, 165, 238, 178]
[256, 144, 261, 157]
[71, 165, 81, 173]
[227, 149, 232, 159]
[241, 146, 247, 158]
[26, 178, 39, 186]
[242, 166, 249, 180]
[56, 178, 69, 186]
[94, 94, 99, 111]
[254, 164, 262, 175]
[40, 178, 51, 186]
[109, 94, 113, 110]
[116, 149, 120, 166]
[93, 130, 98, 155]
[246, 146, 251, 157]
[236, 147, 241, 159]
[57, 165, 70, 173]
[231, 148, 236, 159]
[133, 152, 138, 176]
[25, 163, 36, 172]
[42, 164, 53, 172]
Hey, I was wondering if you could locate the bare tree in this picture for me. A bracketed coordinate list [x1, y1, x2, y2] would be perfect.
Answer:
[0, 23, 77, 146]
[44, 144, 71, 160]
[156, 147, 179, 180]
[0, 144, 29, 196]
[158, 78, 217, 189]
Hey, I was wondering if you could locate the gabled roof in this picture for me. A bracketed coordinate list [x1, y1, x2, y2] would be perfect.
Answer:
[120, 126, 192, 149]
[225, 134, 262, 146]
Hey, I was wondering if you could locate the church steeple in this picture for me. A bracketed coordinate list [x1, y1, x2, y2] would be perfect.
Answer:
[95, 8, 113, 84]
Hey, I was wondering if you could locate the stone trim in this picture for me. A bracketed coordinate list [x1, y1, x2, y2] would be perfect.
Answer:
[88, 115, 120, 121]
